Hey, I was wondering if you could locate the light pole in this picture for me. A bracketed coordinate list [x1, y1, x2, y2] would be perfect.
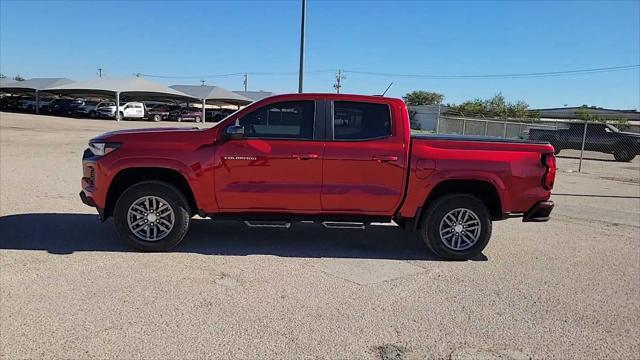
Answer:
[298, 0, 306, 93]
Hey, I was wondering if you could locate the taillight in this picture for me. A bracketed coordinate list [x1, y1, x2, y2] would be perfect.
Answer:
[542, 154, 556, 190]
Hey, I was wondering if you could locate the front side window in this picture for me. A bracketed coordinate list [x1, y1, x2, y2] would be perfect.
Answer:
[239, 101, 315, 139]
[333, 101, 391, 140]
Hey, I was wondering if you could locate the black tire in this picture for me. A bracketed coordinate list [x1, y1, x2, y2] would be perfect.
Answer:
[613, 147, 635, 162]
[195, 116, 201, 123]
[89, 111, 96, 118]
[113, 181, 191, 251]
[419, 194, 492, 261]
[177, 116, 182, 122]
[153, 114, 162, 122]
[117, 112, 124, 121]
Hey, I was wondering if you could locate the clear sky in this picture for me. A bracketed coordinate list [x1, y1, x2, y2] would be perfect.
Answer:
[1, 0, 639, 109]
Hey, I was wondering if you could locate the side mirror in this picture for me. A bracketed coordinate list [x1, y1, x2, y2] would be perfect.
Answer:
[225, 125, 245, 140]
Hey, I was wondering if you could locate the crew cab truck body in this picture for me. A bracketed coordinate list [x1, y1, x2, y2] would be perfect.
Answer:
[81, 93, 556, 260]
[528, 123, 640, 162]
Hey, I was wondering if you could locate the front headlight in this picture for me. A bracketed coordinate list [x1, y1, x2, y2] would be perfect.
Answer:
[89, 142, 121, 156]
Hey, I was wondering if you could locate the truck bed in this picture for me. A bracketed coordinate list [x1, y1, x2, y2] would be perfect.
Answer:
[411, 133, 550, 145]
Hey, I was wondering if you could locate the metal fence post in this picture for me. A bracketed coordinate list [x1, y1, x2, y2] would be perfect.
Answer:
[462, 119, 467, 135]
[578, 121, 588, 172]
[503, 116, 508, 138]
[484, 120, 488, 136]
[435, 104, 441, 134]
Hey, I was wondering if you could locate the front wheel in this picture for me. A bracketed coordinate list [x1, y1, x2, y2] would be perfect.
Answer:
[152, 114, 162, 122]
[113, 181, 191, 251]
[419, 194, 492, 260]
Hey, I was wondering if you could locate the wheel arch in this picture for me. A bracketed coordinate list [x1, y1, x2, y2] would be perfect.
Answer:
[418, 179, 503, 227]
[104, 167, 198, 219]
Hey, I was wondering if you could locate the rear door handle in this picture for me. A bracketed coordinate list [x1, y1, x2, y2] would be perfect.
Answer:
[372, 155, 398, 162]
[292, 153, 319, 160]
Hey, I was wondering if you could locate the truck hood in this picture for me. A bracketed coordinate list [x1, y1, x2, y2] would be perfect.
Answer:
[91, 127, 204, 142]
[620, 131, 640, 138]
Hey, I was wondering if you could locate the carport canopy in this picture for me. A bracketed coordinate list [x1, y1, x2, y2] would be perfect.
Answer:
[170, 85, 253, 106]
[0, 78, 75, 94]
[44, 77, 198, 120]
[170, 85, 253, 123]
[0, 78, 75, 114]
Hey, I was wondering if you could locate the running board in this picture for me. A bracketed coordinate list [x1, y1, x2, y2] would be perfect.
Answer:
[244, 221, 292, 229]
[321, 221, 366, 230]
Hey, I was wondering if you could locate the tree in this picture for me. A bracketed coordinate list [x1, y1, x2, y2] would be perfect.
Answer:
[0, 74, 6, 79]
[574, 105, 629, 130]
[403, 91, 444, 106]
[447, 92, 537, 120]
[13, 75, 25, 81]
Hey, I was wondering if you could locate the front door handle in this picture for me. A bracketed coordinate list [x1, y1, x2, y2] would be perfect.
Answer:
[372, 155, 398, 162]
[292, 153, 320, 160]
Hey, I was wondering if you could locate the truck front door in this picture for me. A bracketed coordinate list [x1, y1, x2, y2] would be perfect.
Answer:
[214, 100, 325, 211]
[321, 100, 407, 214]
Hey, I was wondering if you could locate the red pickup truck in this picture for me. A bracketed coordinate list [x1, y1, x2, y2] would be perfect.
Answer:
[80, 93, 556, 260]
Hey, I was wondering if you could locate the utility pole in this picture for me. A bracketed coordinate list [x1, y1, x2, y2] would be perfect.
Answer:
[297, 0, 306, 93]
[97, 68, 103, 78]
[333, 69, 345, 94]
[243, 73, 248, 92]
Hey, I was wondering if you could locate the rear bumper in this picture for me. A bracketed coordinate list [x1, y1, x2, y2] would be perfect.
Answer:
[523, 201, 554, 222]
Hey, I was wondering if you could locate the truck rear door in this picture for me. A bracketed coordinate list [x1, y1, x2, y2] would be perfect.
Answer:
[321, 100, 408, 214]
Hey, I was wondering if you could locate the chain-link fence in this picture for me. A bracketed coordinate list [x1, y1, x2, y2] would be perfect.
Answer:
[409, 106, 640, 173]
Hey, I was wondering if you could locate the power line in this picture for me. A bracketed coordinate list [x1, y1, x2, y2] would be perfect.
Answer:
[139, 69, 334, 80]
[343, 65, 640, 79]
[136, 65, 638, 81]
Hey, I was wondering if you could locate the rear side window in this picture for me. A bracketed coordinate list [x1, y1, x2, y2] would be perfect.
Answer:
[333, 101, 391, 140]
[239, 101, 315, 139]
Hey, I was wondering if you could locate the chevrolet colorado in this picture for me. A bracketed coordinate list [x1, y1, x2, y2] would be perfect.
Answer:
[80, 93, 556, 260]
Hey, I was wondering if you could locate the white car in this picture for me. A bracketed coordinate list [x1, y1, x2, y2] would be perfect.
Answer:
[96, 102, 146, 120]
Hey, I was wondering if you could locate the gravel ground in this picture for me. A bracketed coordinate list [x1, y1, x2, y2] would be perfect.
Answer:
[1, 112, 639, 359]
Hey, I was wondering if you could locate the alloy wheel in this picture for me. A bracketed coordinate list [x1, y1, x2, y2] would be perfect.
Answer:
[127, 196, 175, 241]
[438, 208, 482, 251]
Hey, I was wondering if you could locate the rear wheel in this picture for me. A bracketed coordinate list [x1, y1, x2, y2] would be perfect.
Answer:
[419, 194, 492, 260]
[614, 147, 635, 162]
[152, 114, 162, 122]
[116, 112, 124, 121]
[195, 116, 201, 123]
[177, 116, 182, 122]
[113, 181, 191, 251]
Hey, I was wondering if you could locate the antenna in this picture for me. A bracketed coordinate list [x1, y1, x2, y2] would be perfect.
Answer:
[381, 82, 393, 96]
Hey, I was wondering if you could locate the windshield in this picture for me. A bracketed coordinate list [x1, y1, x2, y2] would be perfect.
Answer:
[606, 124, 620, 132]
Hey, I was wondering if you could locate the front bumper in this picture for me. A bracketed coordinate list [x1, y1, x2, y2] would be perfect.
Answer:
[523, 201, 554, 222]
[80, 191, 105, 220]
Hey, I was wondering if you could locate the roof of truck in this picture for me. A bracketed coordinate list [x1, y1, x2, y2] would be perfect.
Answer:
[256, 93, 404, 104]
